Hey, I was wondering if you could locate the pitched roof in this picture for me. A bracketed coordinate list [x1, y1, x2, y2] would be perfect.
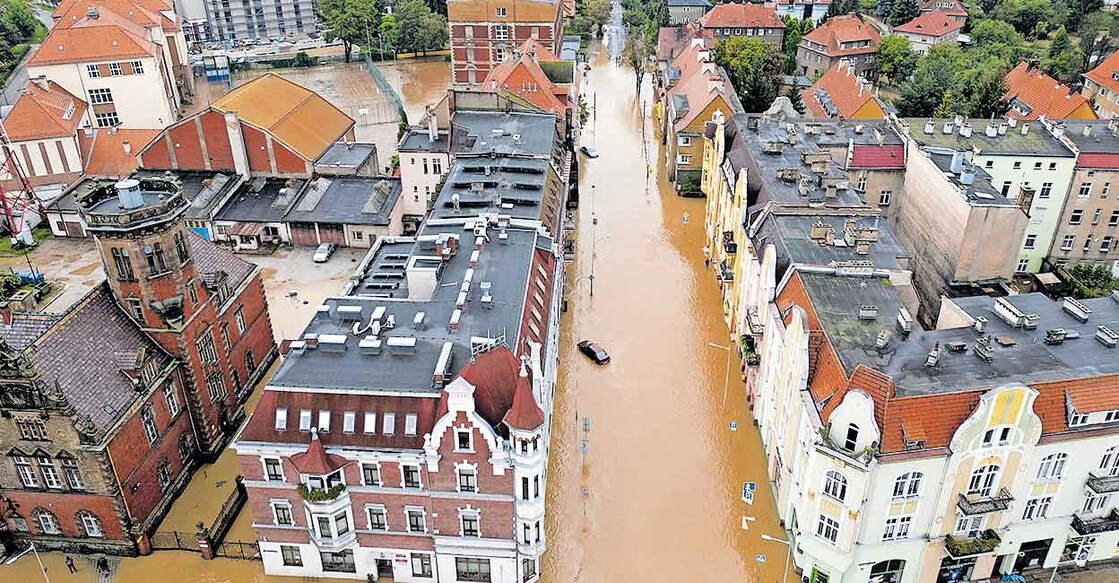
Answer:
[1005, 62, 1097, 121]
[454, 347, 522, 431]
[20, 283, 172, 441]
[670, 69, 736, 132]
[289, 432, 352, 474]
[210, 74, 355, 161]
[893, 10, 964, 36]
[502, 363, 544, 430]
[30, 4, 156, 66]
[2, 81, 86, 141]
[802, 61, 885, 120]
[483, 51, 568, 117]
[916, 0, 967, 16]
[517, 37, 559, 61]
[0, 313, 62, 351]
[849, 144, 905, 168]
[1083, 50, 1119, 102]
[187, 231, 255, 292]
[801, 14, 880, 57]
[78, 128, 159, 177]
[700, 3, 784, 29]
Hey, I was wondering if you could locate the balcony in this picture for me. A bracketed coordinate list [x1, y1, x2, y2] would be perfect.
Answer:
[944, 529, 1001, 558]
[1086, 472, 1119, 494]
[722, 231, 737, 255]
[1072, 509, 1119, 536]
[298, 483, 346, 505]
[718, 260, 734, 283]
[311, 529, 357, 551]
[956, 488, 1014, 515]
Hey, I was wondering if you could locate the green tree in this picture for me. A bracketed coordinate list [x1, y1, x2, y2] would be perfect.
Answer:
[825, 0, 858, 21]
[958, 57, 1009, 117]
[378, 13, 400, 51]
[1043, 26, 1084, 83]
[0, 0, 38, 47]
[990, 0, 1054, 38]
[622, 24, 653, 93]
[874, 34, 916, 85]
[895, 43, 965, 116]
[394, 0, 448, 55]
[780, 16, 806, 75]
[713, 37, 785, 113]
[887, 0, 920, 26]
[1065, 0, 1103, 23]
[573, 0, 610, 37]
[1078, 11, 1119, 75]
[786, 84, 806, 114]
[320, 0, 382, 62]
[876, 0, 894, 19]
[969, 19, 1028, 62]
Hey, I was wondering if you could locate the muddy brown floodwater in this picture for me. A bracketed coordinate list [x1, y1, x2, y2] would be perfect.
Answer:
[539, 44, 795, 583]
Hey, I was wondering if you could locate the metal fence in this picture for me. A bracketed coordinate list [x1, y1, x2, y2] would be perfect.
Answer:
[363, 55, 405, 113]
[215, 540, 260, 561]
[149, 531, 199, 552]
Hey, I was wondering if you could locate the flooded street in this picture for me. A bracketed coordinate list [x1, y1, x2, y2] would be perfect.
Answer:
[539, 43, 793, 582]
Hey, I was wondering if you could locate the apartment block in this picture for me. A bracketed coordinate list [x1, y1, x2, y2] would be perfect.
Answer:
[448, 0, 565, 85]
[203, 0, 318, 41]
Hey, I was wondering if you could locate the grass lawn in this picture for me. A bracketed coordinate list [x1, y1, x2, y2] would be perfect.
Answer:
[0, 226, 52, 258]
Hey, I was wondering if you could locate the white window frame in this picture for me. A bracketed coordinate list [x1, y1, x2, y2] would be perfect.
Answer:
[968, 464, 1000, 497]
[130, 60, 144, 75]
[404, 413, 418, 436]
[816, 514, 839, 544]
[383, 412, 396, 435]
[459, 508, 481, 537]
[954, 514, 984, 537]
[275, 407, 287, 431]
[456, 428, 474, 452]
[343, 411, 356, 434]
[892, 471, 922, 499]
[677, 135, 692, 147]
[318, 410, 331, 432]
[14, 456, 38, 487]
[80, 512, 104, 537]
[87, 64, 100, 78]
[262, 456, 284, 482]
[299, 409, 312, 431]
[823, 471, 847, 502]
[108, 62, 122, 76]
[360, 461, 381, 487]
[363, 412, 376, 433]
[882, 515, 911, 541]
[457, 466, 478, 493]
[402, 463, 422, 489]
[367, 504, 388, 530]
[270, 500, 294, 525]
[1022, 496, 1051, 520]
[405, 506, 427, 533]
[1036, 453, 1067, 481]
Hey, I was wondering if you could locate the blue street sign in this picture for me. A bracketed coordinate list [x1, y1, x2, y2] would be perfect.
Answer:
[755, 553, 766, 564]
[729, 421, 738, 431]
[742, 481, 756, 505]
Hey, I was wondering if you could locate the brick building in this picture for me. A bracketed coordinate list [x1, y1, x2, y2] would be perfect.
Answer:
[0, 174, 276, 554]
[447, 0, 565, 85]
[698, 2, 785, 48]
[137, 73, 356, 178]
[1082, 50, 1119, 120]
[796, 13, 880, 80]
[234, 108, 567, 582]
[1004, 62, 1097, 121]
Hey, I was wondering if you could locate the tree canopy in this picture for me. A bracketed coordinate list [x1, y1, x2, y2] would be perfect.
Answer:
[874, 34, 916, 85]
[320, 0, 382, 62]
[886, 0, 920, 27]
[391, 0, 449, 55]
[713, 37, 784, 113]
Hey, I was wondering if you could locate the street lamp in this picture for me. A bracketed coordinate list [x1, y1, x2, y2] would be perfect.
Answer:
[709, 342, 731, 407]
[761, 533, 791, 583]
[589, 232, 609, 297]
[3, 541, 51, 583]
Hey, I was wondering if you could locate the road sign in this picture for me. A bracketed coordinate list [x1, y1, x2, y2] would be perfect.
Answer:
[729, 421, 738, 431]
[755, 553, 766, 564]
[682, 212, 689, 224]
[742, 481, 756, 505]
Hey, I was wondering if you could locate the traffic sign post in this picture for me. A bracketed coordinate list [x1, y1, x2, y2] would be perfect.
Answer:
[742, 481, 756, 505]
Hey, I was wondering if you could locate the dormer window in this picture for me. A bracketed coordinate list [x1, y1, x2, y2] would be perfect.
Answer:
[305, 469, 343, 492]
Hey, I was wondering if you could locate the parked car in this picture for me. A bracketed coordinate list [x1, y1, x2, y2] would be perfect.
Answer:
[312, 243, 336, 263]
[579, 145, 599, 158]
[577, 340, 610, 364]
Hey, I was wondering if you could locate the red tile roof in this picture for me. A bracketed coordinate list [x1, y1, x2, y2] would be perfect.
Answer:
[1077, 152, 1119, 169]
[1004, 62, 1097, 121]
[700, 3, 785, 29]
[483, 46, 568, 117]
[850, 144, 905, 168]
[893, 10, 963, 37]
[801, 14, 880, 57]
[453, 347, 523, 431]
[802, 61, 885, 119]
[30, 4, 156, 66]
[1083, 50, 1119, 99]
[503, 364, 544, 431]
[78, 128, 160, 177]
[3, 81, 86, 141]
[1060, 376, 1119, 414]
[289, 432, 352, 475]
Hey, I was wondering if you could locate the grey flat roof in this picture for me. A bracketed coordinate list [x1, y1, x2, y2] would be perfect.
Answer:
[1059, 120, 1119, 154]
[451, 111, 557, 157]
[925, 152, 1010, 206]
[903, 118, 1075, 157]
[666, 0, 710, 5]
[215, 177, 305, 223]
[284, 177, 401, 226]
[269, 223, 551, 392]
[316, 142, 377, 168]
[430, 156, 552, 222]
[399, 128, 450, 152]
[884, 293, 1119, 396]
[799, 272, 908, 376]
[754, 212, 911, 273]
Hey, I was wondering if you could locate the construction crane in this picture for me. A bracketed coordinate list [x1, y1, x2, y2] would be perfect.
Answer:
[0, 116, 44, 245]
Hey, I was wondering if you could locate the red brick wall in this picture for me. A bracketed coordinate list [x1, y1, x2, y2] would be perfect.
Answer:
[219, 274, 276, 394]
[242, 124, 272, 174]
[138, 136, 173, 169]
[198, 111, 235, 171]
[2, 490, 126, 540]
[271, 140, 310, 175]
[167, 122, 205, 170]
[106, 374, 195, 526]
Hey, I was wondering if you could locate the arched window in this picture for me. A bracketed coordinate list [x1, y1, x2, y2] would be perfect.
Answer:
[843, 423, 859, 452]
[982, 426, 1016, 447]
[1036, 453, 1068, 481]
[1101, 446, 1119, 477]
[32, 508, 61, 535]
[76, 510, 103, 537]
[823, 470, 848, 502]
[869, 559, 906, 583]
[892, 471, 923, 499]
[968, 464, 1000, 497]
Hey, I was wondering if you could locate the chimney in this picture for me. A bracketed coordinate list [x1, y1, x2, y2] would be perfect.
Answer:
[1082, 124, 1092, 137]
[959, 122, 972, 138]
[942, 121, 955, 134]
[426, 105, 437, 143]
[1021, 122, 1030, 135]
[122, 140, 132, 155]
[1007, 117, 1018, 128]
[985, 122, 998, 138]
[950, 150, 965, 174]
[32, 76, 49, 91]
[960, 164, 976, 185]
[924, 120, 935, 134]
[1052, 123, 1066, 140]
[998, 122, 1007, 136]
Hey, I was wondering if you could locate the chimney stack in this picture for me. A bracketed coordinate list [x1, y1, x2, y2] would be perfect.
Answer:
[426, 105, 437, 143]
[122, 140, 132, 155]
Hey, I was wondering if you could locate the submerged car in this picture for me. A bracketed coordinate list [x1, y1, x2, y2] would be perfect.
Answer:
[577, 340, 610, 364]
[579, 145, 599, 158]
[312, 243, 336, 263]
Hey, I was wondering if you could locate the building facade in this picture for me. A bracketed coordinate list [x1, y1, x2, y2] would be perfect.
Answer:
[447, 0, 565, 85]
[1043, 119, 1119, 274]
[1081, 50, 1119, 120]
[892, 10, 962, 55]
[698, 2, 785, 48]
[29, 0, 193, 129]
[796, 14, 880, 80]
[202, 0, 318, 41]
[666, 0, 710, 25]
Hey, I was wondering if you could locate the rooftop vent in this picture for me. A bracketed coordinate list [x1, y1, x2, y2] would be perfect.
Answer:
[974, 335, 995, 362]
[1097, 326, 1119, 348]
[924, 120, 936, 134]
[433, 341, 454, 385]
[985, 121, 998, 138]
[897, 307, 914, 333]
[1044, 329, 1068, 345]
[946, 342, 968, 353]
[480, 281, 493, 309]
[858, 305, 878, 320]
[993, 297, 1027, 327]
[318, 334, 347, 352]
[337, 305, 363, 322]
[387, 336, 417, 355]
[449, 309, 462, 332]
[925, 341, 940, 367]
[942, 121, 955, 134]
[412, 312, 426, 330]
[777, 167, 799, 182]
[115, 178, 144, 209]
[762, 141, 783, 154]
[1062, 297, 1092, 322]
[959, 164, 976, 185]
[875, 329, 891, 350]
[358, 336, 382, 355]
[974, 315, 989, 333]
[1022, 314, 1040, 330]
[809, 220, 835, 244]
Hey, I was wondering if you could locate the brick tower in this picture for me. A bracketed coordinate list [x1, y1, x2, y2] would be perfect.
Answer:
[77, 175, 269, 456]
